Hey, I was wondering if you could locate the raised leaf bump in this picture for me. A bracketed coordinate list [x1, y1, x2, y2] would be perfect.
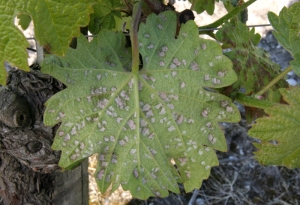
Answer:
[43, 11, 240, 199]
[249, 86, 300, 168]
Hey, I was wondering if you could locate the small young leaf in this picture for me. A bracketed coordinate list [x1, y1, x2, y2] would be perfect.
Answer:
[249, 86, 300, 169]
[190, 0, 219, 15]
[43, 11, 240, 199]
[268, 2, 300, 75]
[89, 0, 124, 34]
[17, 14, 32, 30]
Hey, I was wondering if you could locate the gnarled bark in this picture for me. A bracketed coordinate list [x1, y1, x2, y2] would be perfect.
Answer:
[0, 65, 88, 205]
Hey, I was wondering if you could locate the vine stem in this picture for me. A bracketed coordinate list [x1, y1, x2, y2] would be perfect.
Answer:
[235, 93, 276, 110]
[198, 0, 257, 34]
[131, 1, 141, 74]
[255, 66, 292, 97]
[36, 41, 44, 64]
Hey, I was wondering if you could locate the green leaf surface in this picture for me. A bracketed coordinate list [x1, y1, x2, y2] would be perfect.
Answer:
[216, 19, 287, 99]
[17, 14, 32, 30]
[0, 0, 95, 85]
[0, 1, 30, 85]
[89, 0, 123, 34]
[190, 0, 219, 15]
[249, 86, 300, 168]
[43, 11, 240, 199]
[268, 2, 300, 75]
[115, 16, 132, 32]
[216, 19, 287, 122]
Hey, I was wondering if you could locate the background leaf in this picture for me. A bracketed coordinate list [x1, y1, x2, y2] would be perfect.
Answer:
[216, 19, 288, 121]
[190, 0, 219, 15]
[89, 0, 124, 34]
[249, 86, 300, 169]
[17, 14, 32, 30]
[268, 2, 300, 75]
[0, 0, 30, 85]
[0, 0, 96, 85]
[42, 11, 240, 199]
[216, 19, 286, 97]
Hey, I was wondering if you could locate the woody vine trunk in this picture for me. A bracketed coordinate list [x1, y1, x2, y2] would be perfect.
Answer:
[0, 65, 88, 205]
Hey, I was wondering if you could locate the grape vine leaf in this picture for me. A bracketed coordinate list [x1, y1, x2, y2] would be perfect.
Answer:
[0, 0, 96, 85]
[268, 2, 300, 76]
[17, 14, 32, 30]
[190, 0, 219, 15]
[216, 19, 287, 97]
[89, 0, 124, 34]
[216, 19, 287, 121]
[249, 86, 300, 168]
[42, 11, 240, 199]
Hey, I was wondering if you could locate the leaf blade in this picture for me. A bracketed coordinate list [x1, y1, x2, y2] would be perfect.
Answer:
[190, 0, 218, 15]
[17, 14, 32, 30]
[43, 11, 240, 199]
[89, 0, 124, 34]
[268, 3, 300, 75]
[0, 0, 95, 84]
[249, 86, 300, 168]
[216, 18, 288, 121]
[216, 19, 286, 96]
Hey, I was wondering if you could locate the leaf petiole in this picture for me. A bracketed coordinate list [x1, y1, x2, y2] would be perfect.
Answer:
[235, 93, 276, 110]
[198, 0, 257, 35]
[255, 66, 292, 97]
[130, 1, 141, 74]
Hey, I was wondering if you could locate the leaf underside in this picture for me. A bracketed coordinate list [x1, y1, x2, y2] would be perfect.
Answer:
[0, 0, 95, 85]
[268, 2, 300, 76]
[249, 86, 300, 169]
[216, 19, 288, 121]
[43, 11, 240, 199]
[216, 19, 287, 97]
